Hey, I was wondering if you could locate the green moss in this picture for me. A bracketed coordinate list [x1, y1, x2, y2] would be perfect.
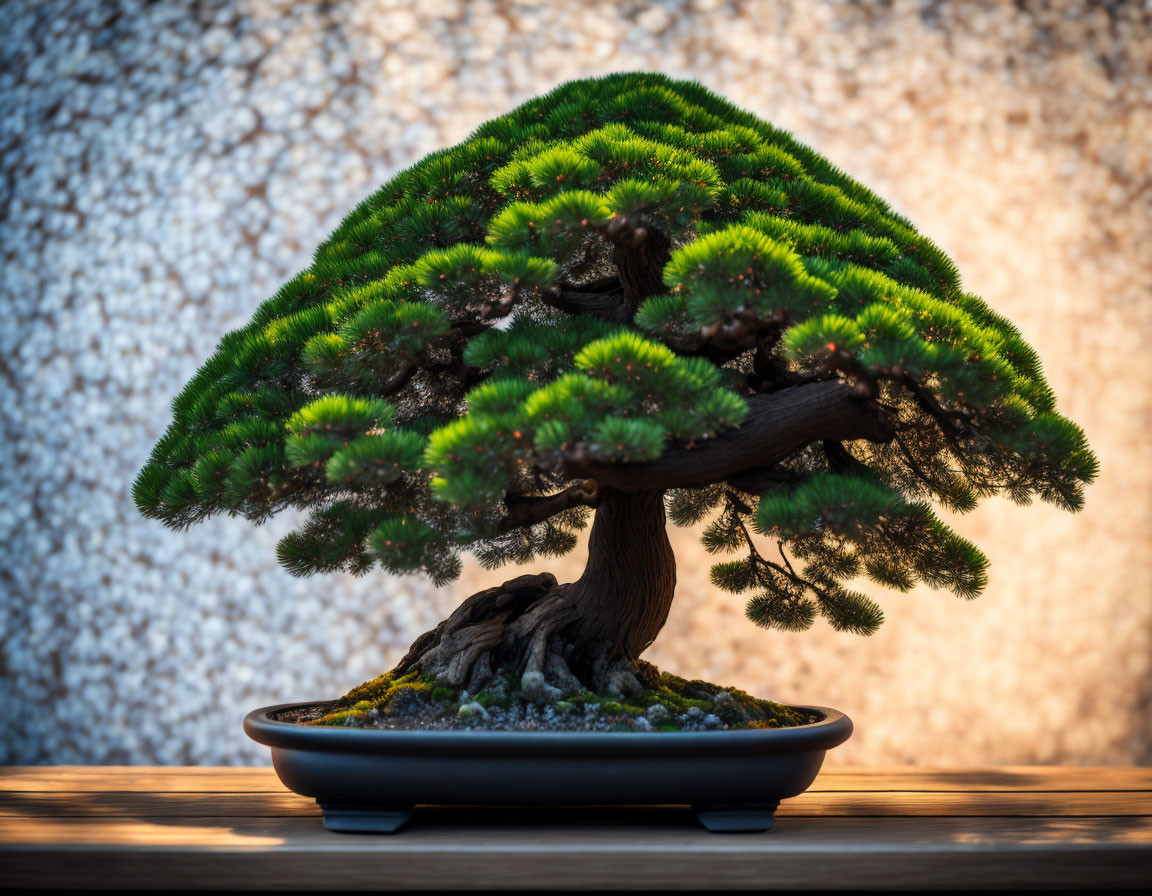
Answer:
[311, 669, 435, 726]
[318, 708, 365, 726]
[337, 669, 429, 705]
[310, 658, 814, 729]
[475, 691, 510, 710]
[338, 672, 393, 706]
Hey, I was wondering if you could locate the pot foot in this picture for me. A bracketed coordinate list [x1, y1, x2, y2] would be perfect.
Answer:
[693, 802, 779, 833]
[318, 802, 413, 833]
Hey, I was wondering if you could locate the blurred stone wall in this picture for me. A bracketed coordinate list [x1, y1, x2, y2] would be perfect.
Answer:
[2, 0, 1148, 765]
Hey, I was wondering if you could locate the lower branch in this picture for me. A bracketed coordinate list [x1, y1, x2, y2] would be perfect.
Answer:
[576, 380, 893, 492]
[499, 479, 600, 532]
[541, 277, 630, 321]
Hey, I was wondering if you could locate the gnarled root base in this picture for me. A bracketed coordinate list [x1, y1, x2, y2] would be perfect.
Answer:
[391, 573, 647, 698]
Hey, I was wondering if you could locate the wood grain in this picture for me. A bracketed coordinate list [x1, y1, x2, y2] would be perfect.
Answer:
[0, 766, 287, 792]
[1, 767, 1148, 890]
[1, 816, 1149, 889]
[5, 765, 1150, 792]
[3, 789, 1150, 818]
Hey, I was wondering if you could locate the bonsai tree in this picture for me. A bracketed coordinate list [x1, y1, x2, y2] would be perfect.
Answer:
[135, 73, 1097, 708]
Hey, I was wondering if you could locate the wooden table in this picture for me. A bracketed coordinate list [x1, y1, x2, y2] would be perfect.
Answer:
[1, 766, 1149, 890]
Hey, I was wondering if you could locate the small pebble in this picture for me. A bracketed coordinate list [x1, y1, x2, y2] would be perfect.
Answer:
[518, 670, 560, 704]
[458, 701, 489, 721]
[645, 704, 671, 725]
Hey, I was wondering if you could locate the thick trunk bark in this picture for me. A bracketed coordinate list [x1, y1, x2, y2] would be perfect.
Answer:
[564, 488, 675, 659]
[393, 489, 676, 696]
[613, 228, 671, 315]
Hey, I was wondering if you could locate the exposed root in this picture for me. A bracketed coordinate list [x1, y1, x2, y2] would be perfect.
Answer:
[391, 572, 647, 698]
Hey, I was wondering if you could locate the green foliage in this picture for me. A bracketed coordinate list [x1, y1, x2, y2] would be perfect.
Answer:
[487, 190, 609, 261]
[368, 515, 462, 585]
[284, 395, 394, 467]
[325, 431, 427, 488]
[135, 72, 1094, 633]
[276, 503, 389, 577]
[426, 330, 748, 513]
[661, 224, 837, 325]
[754, 473, 989, 604]
[302, 300, 448, 395]
[463, 315, 620, 381]
[424, 379, 538, 506]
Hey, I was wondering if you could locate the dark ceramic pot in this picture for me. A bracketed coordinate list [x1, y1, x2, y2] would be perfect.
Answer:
[244, 701, 850, 833]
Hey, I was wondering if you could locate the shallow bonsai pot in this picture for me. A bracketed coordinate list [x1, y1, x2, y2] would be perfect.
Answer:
[244, 701, 851, 833]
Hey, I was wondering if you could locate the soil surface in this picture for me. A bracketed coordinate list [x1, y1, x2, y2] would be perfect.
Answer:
[275, 662, 822, 732]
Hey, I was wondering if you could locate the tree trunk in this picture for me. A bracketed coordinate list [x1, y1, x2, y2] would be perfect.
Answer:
[564, 488, 676, 659]
[614, 228, 671, 317]
[393, 489, 676, 697]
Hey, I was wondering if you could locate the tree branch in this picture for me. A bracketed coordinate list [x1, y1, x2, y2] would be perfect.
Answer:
[498, 479, 600, 532]
[572, 380, 894, 493]
[574, 215, 672, 318]
[726, 464, 808, 494]
[540, 277, 630, 322]
[822, 439, 869, 475]
[896, 372, 971, 445]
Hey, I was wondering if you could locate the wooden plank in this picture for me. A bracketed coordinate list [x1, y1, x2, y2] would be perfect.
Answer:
[4, 765, 1151, 793]
[4, 811, 1150, 848]
[1, 815, 1149, 890]
[0, 767, 286, 793]
[0, 791, 318, 817]
[817, 766, 1152, 792]
[784, 790, 1152, 816]
[3, 789, 1150, 818]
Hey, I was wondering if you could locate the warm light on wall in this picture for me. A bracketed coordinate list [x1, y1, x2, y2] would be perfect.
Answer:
[1, 0, 1147, 765]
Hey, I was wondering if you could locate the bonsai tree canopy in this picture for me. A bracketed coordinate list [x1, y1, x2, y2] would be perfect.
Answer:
[135, 73, 1097, 699]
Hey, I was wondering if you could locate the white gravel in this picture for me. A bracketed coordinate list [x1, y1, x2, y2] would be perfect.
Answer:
[2, 0, 1149, 765]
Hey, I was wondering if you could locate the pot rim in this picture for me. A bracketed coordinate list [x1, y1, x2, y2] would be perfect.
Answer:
[244, 701, 852, 756]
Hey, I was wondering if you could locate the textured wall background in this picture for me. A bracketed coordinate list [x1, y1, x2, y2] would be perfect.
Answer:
[2, 0, 1149, 765]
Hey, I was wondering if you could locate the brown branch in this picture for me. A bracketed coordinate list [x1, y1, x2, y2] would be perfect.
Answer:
[464, 285, 522, 321]
[590, 216, 671, 316]
[378, 359, 419, 397]
[819, 350, 972, 448]
[651, 312, 803, 375]
[571, 380, 894, 493]
[896, 372, 970, 444]
[726, 465, 808, 494]
[893, 431, 945, 492]
[656, 311, 781, 365]
[822, 439, 869, 475]
[538, 218, 672, 323]
[590, 214, 651, 249]
[697, 309, 782, 358]
[728, 495, 828, 604]
[498, 479, 600, 532]
[540, 277, 630, 322]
